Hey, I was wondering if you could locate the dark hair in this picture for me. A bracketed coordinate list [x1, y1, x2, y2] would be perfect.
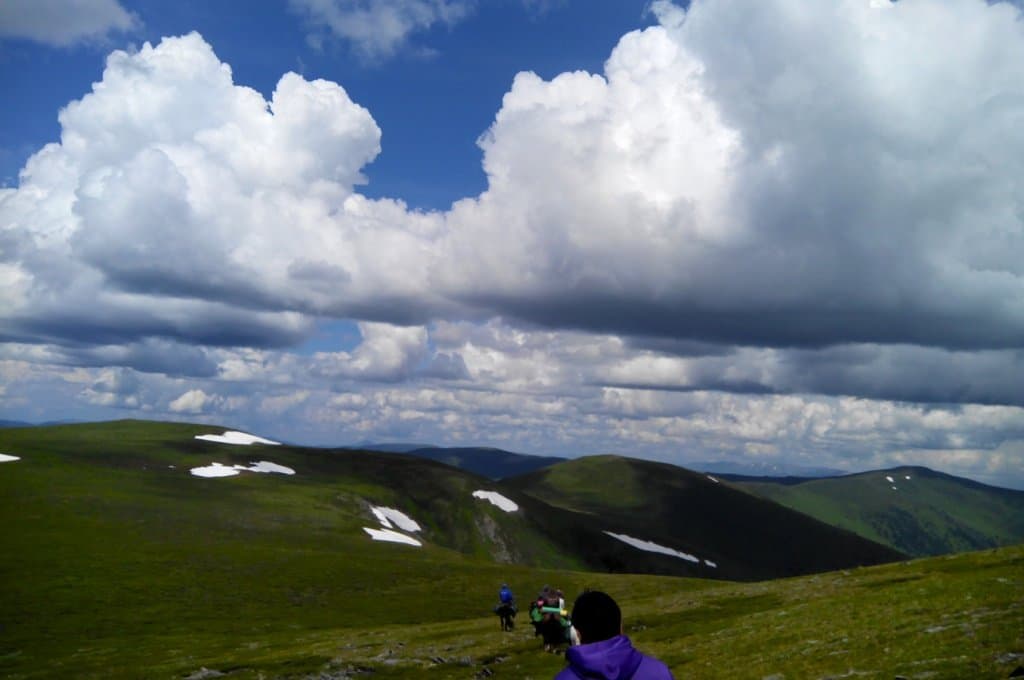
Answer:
[570, 591, 621, 643]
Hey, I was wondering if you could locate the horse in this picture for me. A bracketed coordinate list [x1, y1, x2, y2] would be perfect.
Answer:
[495, 603, 516, 631]
[537, 616, 567, 651]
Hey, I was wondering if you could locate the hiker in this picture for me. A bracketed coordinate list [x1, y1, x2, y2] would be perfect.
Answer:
[495, 583, 516, 631]
[555, 591, 673, 680]
[530, 586, 551, 639]
[530, 587, 571, 652]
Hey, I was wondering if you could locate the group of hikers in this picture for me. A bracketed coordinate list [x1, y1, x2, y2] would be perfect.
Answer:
[493, 584, 674, 679]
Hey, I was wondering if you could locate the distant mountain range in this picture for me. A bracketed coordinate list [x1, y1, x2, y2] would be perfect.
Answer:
[352, 441, 435, 453]
[352, 443, 566, 480]
[0, 419, 80, 428]
[692, 460, 847, 478]
[355, 445, 846, 480]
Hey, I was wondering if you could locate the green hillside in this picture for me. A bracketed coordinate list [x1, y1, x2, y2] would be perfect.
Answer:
[2, 421, 1020, 678]
[730, 466, 1024, 557]
[507, 455, 904, 581]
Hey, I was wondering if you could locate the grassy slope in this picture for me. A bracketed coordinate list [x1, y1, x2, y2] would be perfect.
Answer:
[2, 422, 1021, 678]
[0, 420, 584, 565]
[508, 455, 904, 581]
[733, 466, 1024, 557]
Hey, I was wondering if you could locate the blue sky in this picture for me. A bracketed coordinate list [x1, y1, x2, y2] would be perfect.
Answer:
[1, 1, 659, 206]
[2, 0, 1024, 489]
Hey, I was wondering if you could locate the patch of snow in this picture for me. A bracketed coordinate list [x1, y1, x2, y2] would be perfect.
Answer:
[885, 475, 894, 483]
[168, 465, 176, 469]
[704, 559, 718, 568]
[604, 531, 700, 563]
[195, 431, 280, 446]
[707, 475, 719, 483]
[190, 463, 241, 478]
[189, 460, 295, 477]
[472, 490, 519, 512]
[241, 461, 295, 475]
[0, 453, 21, 463]
[371, 506, 421, 532]
[363, 527, 422, 547]
[891, 486, 898, 491]
[905, 475, 911, 480]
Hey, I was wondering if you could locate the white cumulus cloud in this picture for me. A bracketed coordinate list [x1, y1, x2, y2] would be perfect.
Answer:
[441, 0, 1024, 353]
[169, 388, 216, 414]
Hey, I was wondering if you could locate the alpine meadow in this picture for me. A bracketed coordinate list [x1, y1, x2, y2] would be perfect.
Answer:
[2, 0, 1024, 679]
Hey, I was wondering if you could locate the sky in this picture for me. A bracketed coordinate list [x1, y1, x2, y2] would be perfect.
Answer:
[2, 0, 1024, 489]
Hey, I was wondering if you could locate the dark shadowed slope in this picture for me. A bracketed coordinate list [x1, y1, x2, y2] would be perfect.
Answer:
[728, 466, 1024, 557]
[507, 455, 904, 581]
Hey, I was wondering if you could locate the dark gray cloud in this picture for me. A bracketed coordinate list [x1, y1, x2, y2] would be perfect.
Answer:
[7, 304, 311, 350]
[467, 292, 1024, 352]
[593, 342, 1024, 408]
[0, 0, 138, 46]
[65, 340, 219, 378]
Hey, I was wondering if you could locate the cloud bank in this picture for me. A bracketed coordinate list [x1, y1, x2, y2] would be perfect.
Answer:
[2, 0, 1024, 487]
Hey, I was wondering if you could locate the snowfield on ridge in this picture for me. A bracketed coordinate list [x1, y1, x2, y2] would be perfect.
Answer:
[604, 530, 718, 568]
[472, 490, 519, 512]
[195, 431, 280, 446]
[189, 461, 296, 477]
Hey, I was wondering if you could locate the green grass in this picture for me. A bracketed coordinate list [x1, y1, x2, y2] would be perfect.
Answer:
[735, 467, 1024, 557]
[523, 455, 647, 512]
[1, 422, 1022, 678]
[4, 547, 1019, 679]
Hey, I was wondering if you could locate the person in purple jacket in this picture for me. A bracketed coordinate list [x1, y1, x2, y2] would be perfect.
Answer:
[555, 590, 674, 680]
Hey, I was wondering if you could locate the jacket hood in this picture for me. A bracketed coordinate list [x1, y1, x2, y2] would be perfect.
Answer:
[564, 635, 644, 680]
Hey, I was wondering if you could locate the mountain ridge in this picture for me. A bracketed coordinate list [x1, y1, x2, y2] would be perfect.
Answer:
[506, 454, 903, 580]
[728, 465, 1024, 557]
[350, 443, 567, 479]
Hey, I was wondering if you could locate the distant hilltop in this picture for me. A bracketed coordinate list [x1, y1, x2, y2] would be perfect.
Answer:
[691, 460, 848, 478]
[350, 443, 567, 480]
